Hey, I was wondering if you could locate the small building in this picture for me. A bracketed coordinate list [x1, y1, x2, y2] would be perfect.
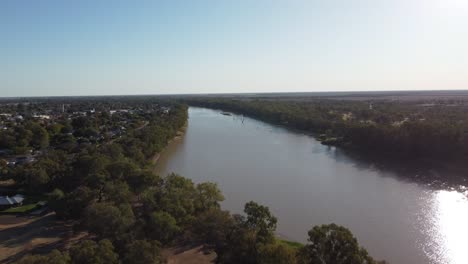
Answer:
[0, 194, 25, 209]
[161, 107, 171, 114]
[33, 114, 51, 120]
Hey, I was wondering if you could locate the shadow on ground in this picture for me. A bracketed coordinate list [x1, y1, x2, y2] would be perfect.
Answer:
[0, 213, 85, 264]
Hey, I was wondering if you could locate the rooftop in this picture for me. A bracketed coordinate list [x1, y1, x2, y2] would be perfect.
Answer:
[0, 194, 25, 206]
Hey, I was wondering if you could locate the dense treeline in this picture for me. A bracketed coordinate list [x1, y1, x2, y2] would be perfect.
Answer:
[17, 177, 382, 264]
[185, 98, 468, 161]
[16, 197, 382, 264]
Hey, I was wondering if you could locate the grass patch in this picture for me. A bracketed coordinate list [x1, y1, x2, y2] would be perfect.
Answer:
[0, 194, 47, 214]
[279, 239, 304, 249]
[2, 203, 38, 213]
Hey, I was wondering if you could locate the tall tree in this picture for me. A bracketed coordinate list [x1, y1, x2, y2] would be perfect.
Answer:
[299, 224, 377, 264]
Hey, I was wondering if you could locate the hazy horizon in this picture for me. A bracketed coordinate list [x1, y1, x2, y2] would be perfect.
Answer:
[2, 0, 467, 97]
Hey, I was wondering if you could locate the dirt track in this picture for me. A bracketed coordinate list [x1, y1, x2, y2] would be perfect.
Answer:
[0, 213, 86, 263]
[163, 244, 216, 264]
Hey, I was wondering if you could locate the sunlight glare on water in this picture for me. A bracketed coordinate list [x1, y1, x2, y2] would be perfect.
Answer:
[430, 189, 468, 264]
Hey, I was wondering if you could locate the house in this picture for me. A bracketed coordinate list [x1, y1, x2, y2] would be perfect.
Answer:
[0, 194, 25, 209]
[33, 114, 51, 120]
[161, 107, 171, 114]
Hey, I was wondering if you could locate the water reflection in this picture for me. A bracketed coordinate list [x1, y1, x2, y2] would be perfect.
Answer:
[429, 190, 468, 264]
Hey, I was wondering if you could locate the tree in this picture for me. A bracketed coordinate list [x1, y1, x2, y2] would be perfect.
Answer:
[16, 166, 50, 192]
[60, 121, 73, 134]
[125, 170, 160, 194]
[52, 133, 76, 152]
[74, 154, 110, 178]
[216, 202, 279, 264]
[192, 208, 234, 248]
[51, 186, 96, 219]
[217, 226, 258, 264]
[194, 182, 224, 213]
[34, 150, 69, 186]
[102, 181, 132, 204]
[146, 211, 180, 244]
[298, 224, 376, 264]
[106, 160, 139, 181]
[122, 144, 146, 165]
[122, 240, 163, 264]
[0, 130, 15, 149]
[15, 126, 33, 148]
[244, 201, 277, 243]
[69, 239, 119, 264]
[142, 173, 197, 225]
[70, 154, 110, 189]
[30, 123, 49, 149]
[84, 203, 135, 240]
[100, 144, 124, 160]
[71, 116, 91, 131]
[48, 123, 64, 137]
[85, 171, 110, 191]
[83, 127, 99, 139]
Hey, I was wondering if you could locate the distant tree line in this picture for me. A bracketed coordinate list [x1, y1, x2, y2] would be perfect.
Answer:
[184, 97, 468, 161]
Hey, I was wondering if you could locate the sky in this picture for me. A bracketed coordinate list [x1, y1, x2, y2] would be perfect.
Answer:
[1, 0, 467, 97]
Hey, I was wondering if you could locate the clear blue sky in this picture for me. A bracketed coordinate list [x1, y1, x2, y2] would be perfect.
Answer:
[1, 0, 467, 97]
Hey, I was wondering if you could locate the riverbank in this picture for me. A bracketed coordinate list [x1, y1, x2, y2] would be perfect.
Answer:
[151, 122, 188, 168]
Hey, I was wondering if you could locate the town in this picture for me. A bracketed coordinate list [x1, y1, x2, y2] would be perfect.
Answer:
[0, 97, 176, 215]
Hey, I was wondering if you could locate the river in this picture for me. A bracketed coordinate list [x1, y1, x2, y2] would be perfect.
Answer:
[155, 107, 468, 264]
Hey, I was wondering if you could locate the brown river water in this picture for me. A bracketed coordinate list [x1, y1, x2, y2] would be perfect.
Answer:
[155, 107, 468, 264]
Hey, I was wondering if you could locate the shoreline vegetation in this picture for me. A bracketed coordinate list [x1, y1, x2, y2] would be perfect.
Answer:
[150, 121, 187, 166]
[183, 97, 468, 187]
[1, 97, 385, 264]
